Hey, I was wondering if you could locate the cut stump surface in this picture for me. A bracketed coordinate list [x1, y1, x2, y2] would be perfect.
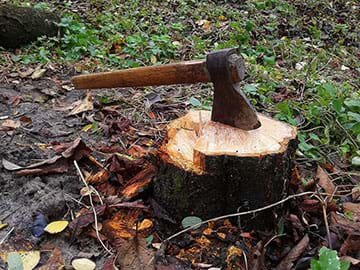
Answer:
[155, 110, 297, 229]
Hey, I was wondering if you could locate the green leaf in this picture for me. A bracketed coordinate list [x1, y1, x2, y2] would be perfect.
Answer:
[263, 55, 276, 66]
[332, 99, 342, 113]
[243, 84, 258, 94]
[344, 99, 360, 110]
[347, 112, 360, 122]
[310, 247, 350, 270]
[6, 252, 23, 270]
[181, 216, 202, 229]
[189, 97, 202, 107]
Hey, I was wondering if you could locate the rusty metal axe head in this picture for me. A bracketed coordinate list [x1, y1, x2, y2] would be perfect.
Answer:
[206, 48, 261, 130]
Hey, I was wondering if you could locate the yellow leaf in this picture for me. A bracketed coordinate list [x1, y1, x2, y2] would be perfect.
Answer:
[19, 251, 41, 270]
[72, 258, 96, 270]
[82, 124, 93, 132]
[44, 221, 69, 234]
[218, 15, 227, 21]
[150, 55, 157, 64]
[0, 223, 8, 230]
[133, 219, 153, 231]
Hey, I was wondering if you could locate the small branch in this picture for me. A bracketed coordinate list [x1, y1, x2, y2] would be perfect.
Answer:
[165, 191, 315, 242]
[0, 227, 14, 245]
[74, 160, 113, 255]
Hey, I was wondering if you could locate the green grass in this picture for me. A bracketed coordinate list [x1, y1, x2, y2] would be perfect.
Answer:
[1, 0, 359, 166]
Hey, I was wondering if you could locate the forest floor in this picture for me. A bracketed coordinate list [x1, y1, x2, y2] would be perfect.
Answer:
[0, 0, 359, 269]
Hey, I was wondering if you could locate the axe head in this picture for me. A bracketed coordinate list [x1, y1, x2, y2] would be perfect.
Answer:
[206, 48, 261, 130]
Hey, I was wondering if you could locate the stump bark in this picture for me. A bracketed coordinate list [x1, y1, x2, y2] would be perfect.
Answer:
[154, 110, 297, 229]
[0, 4, 60, 49]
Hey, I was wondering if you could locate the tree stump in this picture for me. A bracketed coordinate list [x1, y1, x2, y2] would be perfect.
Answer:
[0, 4, 59, 49]
[154, 110, 297, 229]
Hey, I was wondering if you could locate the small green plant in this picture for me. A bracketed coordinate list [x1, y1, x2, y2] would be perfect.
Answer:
[310, 247, 350, 270]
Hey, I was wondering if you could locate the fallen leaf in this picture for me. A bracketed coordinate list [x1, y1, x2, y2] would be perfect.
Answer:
[2, 119, 20, 129]
[330, 212, 360, 233]
[133, 219, 153, 231]
[103, 256, 119, 270]
[339, 234, 360, 256]
[343, 202, 360, 221]
[340, 256, 360, 266]
[275, 234, 309, 270]
[2, 158, 23, 171]
[69, 93, 94, 115]
[72, 258, 96, 270]
[226, 246, 243, 268]
[316, 166, 336, 195]
[31, 68, 47, 79]
[18, 67, 34, 78]
[115, 238, 154, 270]
[121, 165, 155, 200]
[44, 221, 69, 234]
[69, 205, 106, 237]
[103, 209, 142, 240]
[181, 216, 202, 229]
[127, 145, 149, 158]
[16, 138, 91, 176]
[19, 251, 40, 270]
[86, 170, 110, 184]
[352, 186, 360, 202]
[6, 252, 23, 270]
[0, 223, 8, 230]
[38, 247, 63, 270]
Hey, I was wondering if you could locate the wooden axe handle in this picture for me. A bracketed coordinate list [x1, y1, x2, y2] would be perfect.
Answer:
[71, 57, 244, 89]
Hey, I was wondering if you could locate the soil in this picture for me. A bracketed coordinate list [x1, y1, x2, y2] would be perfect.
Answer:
[0, 72, 159, 267]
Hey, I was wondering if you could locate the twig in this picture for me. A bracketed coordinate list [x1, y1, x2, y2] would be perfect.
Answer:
[165, 191, 315, 242]
[74, 160, 113, 255]
[313, 189, 332, 249]
[0, 227, 14, 245]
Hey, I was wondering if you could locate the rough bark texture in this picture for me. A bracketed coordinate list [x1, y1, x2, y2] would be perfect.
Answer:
[0, 4, 60, 49]
[154, 110, 297, 230]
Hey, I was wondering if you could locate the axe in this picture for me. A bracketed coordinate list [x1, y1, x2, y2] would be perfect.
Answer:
[71, 48, 261, 130]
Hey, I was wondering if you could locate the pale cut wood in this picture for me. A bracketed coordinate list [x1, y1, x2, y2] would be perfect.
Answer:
[161, 110, 296, 173]
[154, 110, 297, 229]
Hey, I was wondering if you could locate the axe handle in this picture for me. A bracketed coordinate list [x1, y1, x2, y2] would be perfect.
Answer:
[71, 58, 243, 89]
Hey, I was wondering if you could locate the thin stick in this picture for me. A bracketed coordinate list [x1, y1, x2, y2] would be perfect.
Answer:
[74, 160, 113, 255]
[0, 227, 14, 245]
[165, 191, 315, 242]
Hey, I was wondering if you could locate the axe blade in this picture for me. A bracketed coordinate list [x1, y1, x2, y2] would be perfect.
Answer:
[206, 48, 261, 130]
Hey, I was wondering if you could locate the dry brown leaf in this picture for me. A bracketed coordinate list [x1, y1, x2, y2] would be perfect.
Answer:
[86, 170, 110, 184]
[16, 138, 91, 176]
[38, 247, 63, 270]
[2, 119, 20, 129]
[330, 212, 360, 233]
[69, 205, 107, 237]
[316, 166, 336, 195]
[339, 234, 360, 256]
[275, 234, 309, 270]
[340, 256, 360, 266]
[343, 202, 360, 222]
[103, 209, 142, 241]
[69, 93, 94, 115]
[121, 165, 155, 200]
[18, 67, 35, 78]
[116, 238, 154, 270]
